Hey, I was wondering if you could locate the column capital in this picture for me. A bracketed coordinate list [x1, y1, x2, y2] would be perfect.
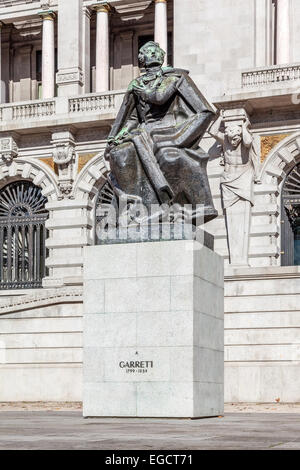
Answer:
[83, 6, 92, 19]
[92, 3, 111, 13]
[155, 0, 167, 3]
[38, 10, 56, 21]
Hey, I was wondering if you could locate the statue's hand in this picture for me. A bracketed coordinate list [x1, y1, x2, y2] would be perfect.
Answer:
[104, 139, 114, 161]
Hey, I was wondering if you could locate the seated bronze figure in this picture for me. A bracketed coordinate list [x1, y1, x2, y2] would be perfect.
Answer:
[104, 41, 217, 227]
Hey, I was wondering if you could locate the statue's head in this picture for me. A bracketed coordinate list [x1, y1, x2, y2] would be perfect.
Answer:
[225, 125, 242, 148]
[138, 41, 165, 68]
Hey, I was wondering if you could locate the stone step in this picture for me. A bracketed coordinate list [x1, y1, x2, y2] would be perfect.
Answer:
[225, 277, 300, 297]
[225, 311, 300, 329]
[0, 332, 82, 349]
[225, 294, 300, 313]
[2, 347, 82, 364]
[0, 317, 82, 334]
[225, 327, 300, 345]
[225, 344, 300, 362]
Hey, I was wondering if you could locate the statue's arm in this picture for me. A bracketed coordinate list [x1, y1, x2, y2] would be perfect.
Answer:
[208, 115, 225, 144]
[107, 91, 136, 142]
[112, 109, 139, 144]
[104, 91, 137, 160]
[242, 119, 253, 148]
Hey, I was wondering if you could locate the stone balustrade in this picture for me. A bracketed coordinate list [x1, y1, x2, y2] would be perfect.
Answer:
[0, 90, 125, 129]
[69, 92, 117, 114]
[242, 63, 300, 88]
[12, 100, 55, 120]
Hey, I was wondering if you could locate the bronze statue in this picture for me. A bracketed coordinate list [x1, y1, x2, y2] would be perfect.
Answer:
[104, 41, 217, 227]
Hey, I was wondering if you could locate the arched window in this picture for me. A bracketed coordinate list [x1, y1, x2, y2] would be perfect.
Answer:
[0, 181, 48, 289]
[281, 163, 300, 266]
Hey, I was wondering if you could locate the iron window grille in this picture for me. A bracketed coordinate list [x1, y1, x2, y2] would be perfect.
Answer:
[281, 163, 300, 266]
[0, 181, 48, 290]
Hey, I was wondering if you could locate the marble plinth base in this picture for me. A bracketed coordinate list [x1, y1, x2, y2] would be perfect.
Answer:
[83, 239, 224, 418]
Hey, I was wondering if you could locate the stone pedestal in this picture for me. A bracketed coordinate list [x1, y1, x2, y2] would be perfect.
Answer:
[83, 239, 224, 418]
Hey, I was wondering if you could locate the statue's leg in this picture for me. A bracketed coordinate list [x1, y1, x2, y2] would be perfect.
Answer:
[225, 199, 251, 266]
[157, 147, 218, 224]
[109, 142, 159, 206]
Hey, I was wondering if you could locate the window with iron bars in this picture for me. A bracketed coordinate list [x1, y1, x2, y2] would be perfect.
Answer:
[0, 181, 49, 290]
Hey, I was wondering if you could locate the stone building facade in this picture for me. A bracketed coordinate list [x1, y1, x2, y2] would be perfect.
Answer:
[0, 0, 299, 403]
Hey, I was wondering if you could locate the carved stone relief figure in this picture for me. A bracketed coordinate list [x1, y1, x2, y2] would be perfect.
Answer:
[0, 137, 18, 164]
[209, 110, 260, 266]
[51, 130, 75, 199]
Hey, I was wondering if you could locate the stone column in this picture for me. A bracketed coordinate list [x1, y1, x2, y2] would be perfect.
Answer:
[154, 0, 168, 65]
[94, 3, 110, 93]
[276, 0, 290, 64]
[0, 22, 3, 103]
[39, 11, 56, 99]
[56, 0, 83, 97]
[0, 22, 8, 103]
[83, 7, 91, 94]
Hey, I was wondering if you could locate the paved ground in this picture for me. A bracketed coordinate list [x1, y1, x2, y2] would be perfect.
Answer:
[0, 410, 299, 450]
[1, 401, 300, 413]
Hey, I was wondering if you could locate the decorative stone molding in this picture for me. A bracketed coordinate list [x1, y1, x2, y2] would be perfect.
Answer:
[260, 133, 291, 163]
[0, 157, 59, 201]
[73, 151, 108, 202]
[51, 130, 76, 199]
[56, 69, 84, 86]
[113, 1, 152, 21]
[260, 132, 300, 185]
[77, 153, 97, 174]
[0, 287, 83, 315]
[0, 137, 18, 164]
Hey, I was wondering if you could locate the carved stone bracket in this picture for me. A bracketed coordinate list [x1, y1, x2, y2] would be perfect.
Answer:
[51, 130, 76, 200]
[0, 137, 18, 164]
